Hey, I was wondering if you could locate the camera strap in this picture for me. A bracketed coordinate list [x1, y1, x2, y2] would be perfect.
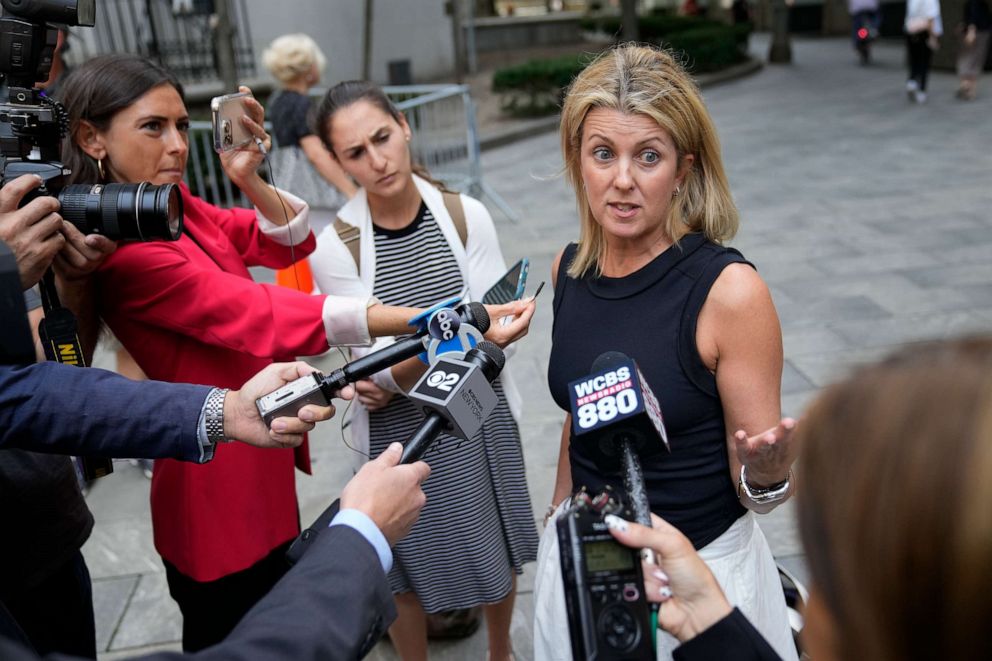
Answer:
[37, 268, 113, 479]
[37, 269, 85, 367]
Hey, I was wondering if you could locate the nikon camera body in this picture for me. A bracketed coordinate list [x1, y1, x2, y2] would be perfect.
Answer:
[557, 494, 654, 660]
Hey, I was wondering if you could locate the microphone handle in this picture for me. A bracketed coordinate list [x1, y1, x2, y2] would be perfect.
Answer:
[288, 410, 448, 566]
[400, 413, 448, 464]
[341, 334, 426, 382]
[620, 438, 652, 528]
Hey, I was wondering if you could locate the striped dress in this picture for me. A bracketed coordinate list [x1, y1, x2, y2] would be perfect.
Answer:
[367, 201, 539, 611]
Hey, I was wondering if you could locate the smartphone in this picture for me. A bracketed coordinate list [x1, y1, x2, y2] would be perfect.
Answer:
[211, 92, 253, 153]
[483, 258, 529, 305]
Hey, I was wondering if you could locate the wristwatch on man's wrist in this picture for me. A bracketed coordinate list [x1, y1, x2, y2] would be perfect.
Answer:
[738, 465, 792, 505]
[197, 387, 231, 463]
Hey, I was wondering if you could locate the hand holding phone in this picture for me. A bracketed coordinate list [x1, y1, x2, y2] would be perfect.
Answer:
[483, 258, 529, 305]
[211, 92, 254, 153]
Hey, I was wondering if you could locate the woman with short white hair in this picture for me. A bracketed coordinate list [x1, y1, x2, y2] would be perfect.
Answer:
[263, 34, 355, 232]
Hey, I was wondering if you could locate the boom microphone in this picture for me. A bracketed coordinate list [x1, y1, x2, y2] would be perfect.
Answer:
[400, 341, 505, 463]
[256, 300, 490, 425]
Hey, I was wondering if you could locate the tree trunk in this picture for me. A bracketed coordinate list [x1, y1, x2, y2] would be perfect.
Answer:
[621, 0, 639, 42]
[213, 0, 238, 90]
[363, 0, 374, 80]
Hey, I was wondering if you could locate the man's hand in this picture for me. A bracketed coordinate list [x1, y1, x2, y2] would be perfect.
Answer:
[606, 513, 733, 644]
[341, 442, 431, 545]
[0, 175, 64, 289]
[224, 361, 347, 448]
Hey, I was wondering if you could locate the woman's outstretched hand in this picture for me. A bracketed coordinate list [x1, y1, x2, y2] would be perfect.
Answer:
[482, 297, 536, 348]
[733, 417, 798, 487]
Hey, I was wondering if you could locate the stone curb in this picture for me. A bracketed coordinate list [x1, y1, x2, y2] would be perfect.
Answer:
[478, 56, 764, 153]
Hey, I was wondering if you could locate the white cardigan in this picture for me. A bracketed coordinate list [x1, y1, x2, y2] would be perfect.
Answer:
[309, 175, 523, 464]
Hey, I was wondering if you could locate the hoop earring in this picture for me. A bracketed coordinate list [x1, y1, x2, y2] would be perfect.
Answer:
[97, 159, 106, 182]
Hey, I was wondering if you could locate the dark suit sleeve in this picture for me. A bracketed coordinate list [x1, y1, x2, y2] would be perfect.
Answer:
[198, 524, 396, 660]
[673, 608, 784, 661]
[0, 521, 395, 661]
[0, 362, 209, 462]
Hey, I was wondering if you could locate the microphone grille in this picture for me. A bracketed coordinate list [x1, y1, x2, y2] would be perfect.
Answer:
[591, 351, 630, 373]
[464, 301, 491, 333]
[474, 340, 506, 372]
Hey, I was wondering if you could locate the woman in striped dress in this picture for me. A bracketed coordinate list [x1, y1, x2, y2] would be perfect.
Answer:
[308, 81, 538, 661]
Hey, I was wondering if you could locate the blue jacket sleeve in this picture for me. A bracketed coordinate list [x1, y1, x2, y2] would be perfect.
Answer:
[0, 363, 210, 462]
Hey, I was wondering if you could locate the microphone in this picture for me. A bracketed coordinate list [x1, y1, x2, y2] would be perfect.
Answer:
[285, 340, 506, 567]
[567, 351, 669, 529]
[256, 300, 490, 425]
[400, 341, 505, 463]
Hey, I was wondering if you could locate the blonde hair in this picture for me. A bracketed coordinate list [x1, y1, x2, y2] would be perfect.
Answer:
[262, 33, 327, 85]
[559, 44, 738, 278]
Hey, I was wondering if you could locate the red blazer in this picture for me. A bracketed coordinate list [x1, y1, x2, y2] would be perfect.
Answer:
[96, 184, 331, 581]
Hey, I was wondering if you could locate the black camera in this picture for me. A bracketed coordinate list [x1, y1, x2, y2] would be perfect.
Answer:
[558, 490, 654, 660]
[0, 0, 183, 241]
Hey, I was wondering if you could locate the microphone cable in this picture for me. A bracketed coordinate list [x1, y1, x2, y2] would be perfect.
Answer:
[255, 129, 366, 457]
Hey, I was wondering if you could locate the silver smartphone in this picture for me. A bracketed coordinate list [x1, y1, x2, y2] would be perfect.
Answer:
[210, 92, 253, 153]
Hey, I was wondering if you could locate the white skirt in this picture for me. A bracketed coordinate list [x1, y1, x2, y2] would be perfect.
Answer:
[533, 505, 799, 661]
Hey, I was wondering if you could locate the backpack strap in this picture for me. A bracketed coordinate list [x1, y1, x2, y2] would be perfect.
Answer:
[441, 191, 468, 248]
[335, 191, 466, 273]
[333, 217, 362, 272]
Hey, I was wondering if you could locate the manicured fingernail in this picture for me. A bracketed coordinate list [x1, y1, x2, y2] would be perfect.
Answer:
[272, 420, 287, 432]
[659, 586, 673, 599]
[652, 569, 669, 583]
[604, 514, 628, 532]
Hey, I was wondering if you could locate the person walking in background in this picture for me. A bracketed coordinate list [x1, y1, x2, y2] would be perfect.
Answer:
[263, 34, 356, 236]
[956, 0, 992, 99]
[905, 0, 943, 103]
[309, 80, 539, 661]
[848, 0, 881, 63]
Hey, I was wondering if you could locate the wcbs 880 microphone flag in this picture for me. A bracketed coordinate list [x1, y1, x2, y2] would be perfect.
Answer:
[567, 352, 669, 472]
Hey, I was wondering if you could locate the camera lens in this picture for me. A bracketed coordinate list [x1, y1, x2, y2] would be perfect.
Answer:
[59, 182, 184, 242]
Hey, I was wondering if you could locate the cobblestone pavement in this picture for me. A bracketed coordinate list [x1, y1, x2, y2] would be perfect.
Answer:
[85, 34, 992, 659]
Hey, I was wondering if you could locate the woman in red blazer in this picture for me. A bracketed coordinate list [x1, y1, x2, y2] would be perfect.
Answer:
[58, 54, 535, 652]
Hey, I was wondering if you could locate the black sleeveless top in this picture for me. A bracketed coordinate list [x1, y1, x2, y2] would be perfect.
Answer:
[547, 233, 750, 549]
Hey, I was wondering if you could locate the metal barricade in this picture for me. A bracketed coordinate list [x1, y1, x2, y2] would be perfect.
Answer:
[185, 85, 518, 221]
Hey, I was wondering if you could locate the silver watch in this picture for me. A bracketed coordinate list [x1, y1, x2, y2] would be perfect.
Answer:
[738, 465, 792, 505]
[199, 388, 230, 462]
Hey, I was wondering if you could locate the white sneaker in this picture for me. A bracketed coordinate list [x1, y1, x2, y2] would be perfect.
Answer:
[906, 79, 919, 100]
[915, 90, 927, 104]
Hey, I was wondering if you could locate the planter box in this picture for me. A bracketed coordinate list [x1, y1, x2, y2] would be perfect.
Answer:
[471, 11, 586, 52]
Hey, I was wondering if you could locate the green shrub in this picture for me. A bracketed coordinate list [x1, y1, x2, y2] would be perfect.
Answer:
[579, 14, 721, 41]
[493, 20, 751, 117]
[662, 24, 750, 73]
[492, 53, 592, 117]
